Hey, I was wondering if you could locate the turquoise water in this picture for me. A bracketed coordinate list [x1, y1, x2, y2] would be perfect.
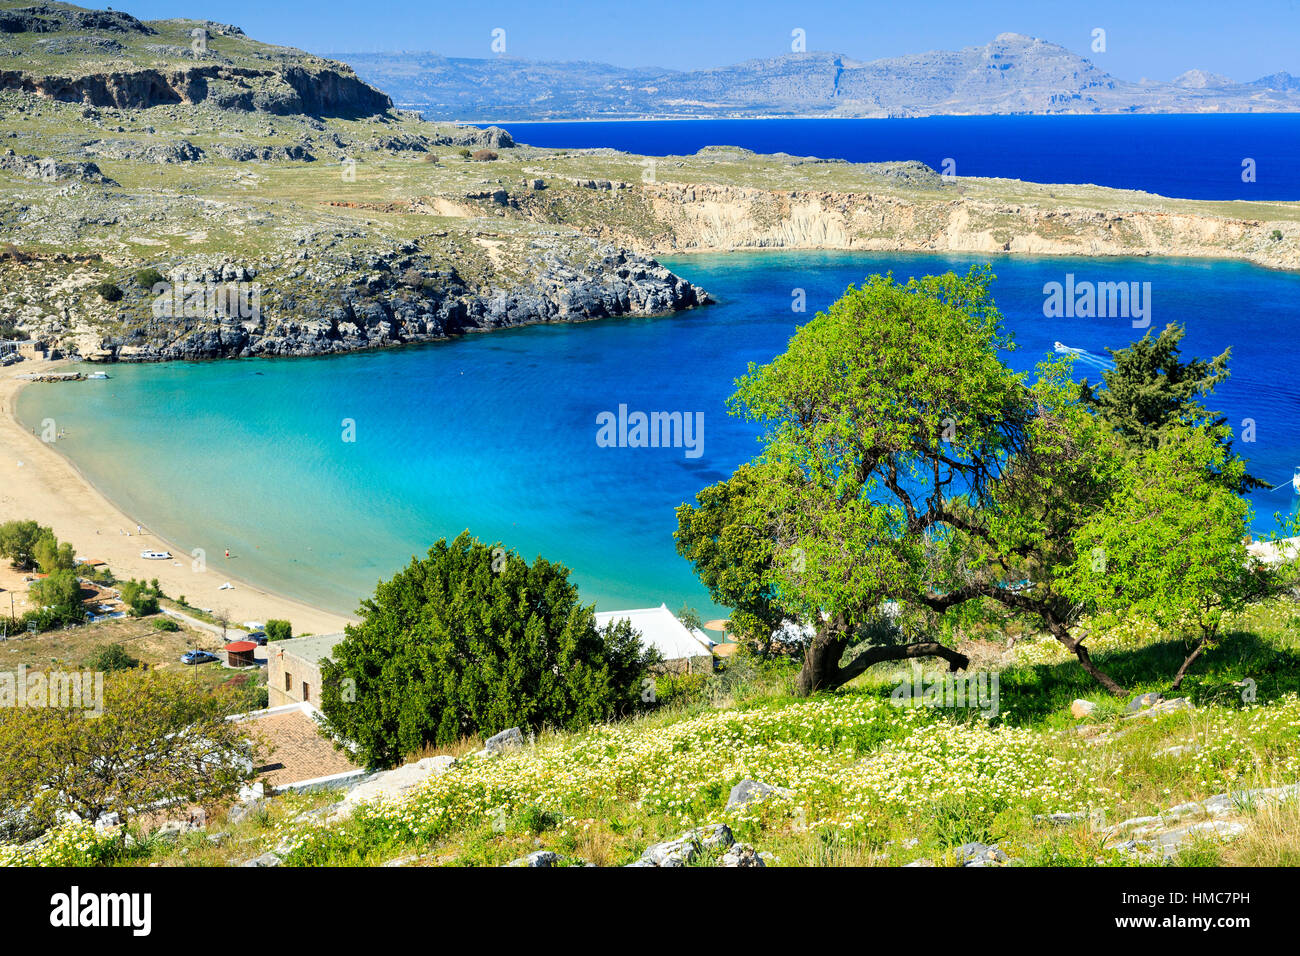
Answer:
[16, 251, 1300, 617]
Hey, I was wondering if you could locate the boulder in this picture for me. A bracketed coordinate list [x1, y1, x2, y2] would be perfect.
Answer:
[1126, 692, 1163, 713]
[1124, 697, 1192, 720]
[726, 779, 792, 810]
[505, 850, 557, 867]
[485, 727, 525, 753]
[1069, 699, 1098, 719]
[720, 843, 765, 867]
[639, 824, 735, 867]
[240, 852, 282, 867]
[329, 755, 456, 818]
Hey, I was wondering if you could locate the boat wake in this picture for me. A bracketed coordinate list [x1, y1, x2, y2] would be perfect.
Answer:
[1054, 341, 1116, 373]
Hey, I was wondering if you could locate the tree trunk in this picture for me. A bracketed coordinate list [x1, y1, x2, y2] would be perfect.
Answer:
[795, 625, 848, 696]
[795, 613, 970, 696]
[1045, 617, 1127, 696]
[1171, 626, 1215, 691]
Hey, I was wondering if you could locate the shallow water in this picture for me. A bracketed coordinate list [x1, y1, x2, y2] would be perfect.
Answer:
[17, 250, 1300, 616]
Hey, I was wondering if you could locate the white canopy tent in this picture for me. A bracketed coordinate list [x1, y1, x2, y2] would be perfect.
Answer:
[594, 604, 716, 662]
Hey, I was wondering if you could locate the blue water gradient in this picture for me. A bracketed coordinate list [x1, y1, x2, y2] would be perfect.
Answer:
[501, 115, 1300, 200]
[16, 251, 1300, 616]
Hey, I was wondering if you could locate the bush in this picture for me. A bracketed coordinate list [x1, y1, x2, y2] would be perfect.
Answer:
[152, 617, 180, 632]
[135, 268, 165, 288]
[457, 148, 472, 159]
[319, 532, 657, 767]
[1271, 229, 1284, 241]
[94, 282, 123, 302]
[30, 568, 83, 619]
[265, 619, 292, 642]
[87, 644, 141, 672]
[471, 149, 498, 162]
[118, 578, 159, 617]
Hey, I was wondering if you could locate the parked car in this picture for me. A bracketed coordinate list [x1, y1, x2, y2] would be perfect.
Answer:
[246, 632, 267, 645]
[181, 649, 219, 665]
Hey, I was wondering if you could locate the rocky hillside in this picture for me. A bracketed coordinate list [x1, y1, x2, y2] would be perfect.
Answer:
[1, 4, 1298, 364]
[0, 1, 391, 116]
[343, 33, 1300, 120]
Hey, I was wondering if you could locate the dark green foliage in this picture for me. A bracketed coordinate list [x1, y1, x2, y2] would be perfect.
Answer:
[674, 465, 790, 655]
[87, 644, 141, 672]
[29, 568, 84, 619]
[118, 578, 160, 617]
[95, 282, 123, 302]
[1079, 323, 1259, 490]
[152, 617, 180, 632]
[319, 532, 657, 768]
[265, 619, 292, 642]
[135, 268, 166, 288]
[0, 519, 49, 570]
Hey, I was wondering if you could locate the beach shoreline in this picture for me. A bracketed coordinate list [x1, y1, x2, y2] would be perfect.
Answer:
[0, 360, 354, 635]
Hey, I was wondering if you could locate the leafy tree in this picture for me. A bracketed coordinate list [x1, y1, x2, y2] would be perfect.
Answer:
[716, 268, 1142, 695]
[319, 533, 657, 768]
[0, 519, 48, 570]
[265, 619, 292, 642]
[0, 669, 257, 839]
[1080, 323, 1261, 490]
[33, 531, 75, 574]
[675, 464, 792, 656]
[94, 281, 123, 302]
[30, 568, 83, 618]
[1064, 422, 1295, 688]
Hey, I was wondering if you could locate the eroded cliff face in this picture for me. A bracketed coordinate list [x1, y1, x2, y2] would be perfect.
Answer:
[632, 182, 1300, 271]
[0, 63, 392, 116]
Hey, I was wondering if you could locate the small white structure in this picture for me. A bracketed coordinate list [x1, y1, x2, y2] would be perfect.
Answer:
[595, 604, 715, 672]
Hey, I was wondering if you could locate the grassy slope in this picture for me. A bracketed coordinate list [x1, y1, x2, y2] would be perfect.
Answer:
[11, 597, 1299, 867]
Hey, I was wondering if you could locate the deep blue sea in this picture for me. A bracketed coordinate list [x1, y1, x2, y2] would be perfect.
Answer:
[17, 252, 1300, 617]
[500, 115, 1300, 200]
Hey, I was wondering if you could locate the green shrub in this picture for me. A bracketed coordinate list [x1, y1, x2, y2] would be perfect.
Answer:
[265, 619, 292, 642]
[318, 532, 658, 767]
[94, 282, 123, 302]
[152, 618, 180, 632]
[87, 644, 141, 672]
[135, 268, 166, 289]
[118, 578, 159, 617]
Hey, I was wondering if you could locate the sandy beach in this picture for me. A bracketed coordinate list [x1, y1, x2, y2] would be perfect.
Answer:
[0, 360, 353, 634]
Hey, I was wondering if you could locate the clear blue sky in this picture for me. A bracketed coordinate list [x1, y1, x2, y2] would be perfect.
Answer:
[115, 0, 1300, 80]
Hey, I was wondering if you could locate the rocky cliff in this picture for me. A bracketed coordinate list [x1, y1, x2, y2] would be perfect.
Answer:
[0, 2, 392, 117]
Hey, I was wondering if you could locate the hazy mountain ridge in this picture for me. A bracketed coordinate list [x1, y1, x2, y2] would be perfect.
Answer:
[342, 33, 1300, 120]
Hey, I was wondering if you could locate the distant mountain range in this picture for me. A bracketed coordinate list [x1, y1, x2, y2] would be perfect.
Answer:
[341, 33, 1300, 121]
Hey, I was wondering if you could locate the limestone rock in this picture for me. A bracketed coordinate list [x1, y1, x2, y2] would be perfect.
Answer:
[1069, 699, 1098, 719]
[726, 779, 792, 810]
[485, 727, 525, 752]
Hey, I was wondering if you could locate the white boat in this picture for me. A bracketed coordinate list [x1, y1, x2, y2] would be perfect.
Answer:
[87, 372, 110, 379]
[140, 549, 171, 560]
[1054, 341, 1086, 354]
[1293, 467, 1300, 495]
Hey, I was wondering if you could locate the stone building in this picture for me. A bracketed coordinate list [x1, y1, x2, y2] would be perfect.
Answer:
[266, 632, 346, 708]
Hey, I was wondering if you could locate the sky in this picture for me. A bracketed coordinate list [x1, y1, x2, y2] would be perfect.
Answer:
[115, 0, 1300, 80]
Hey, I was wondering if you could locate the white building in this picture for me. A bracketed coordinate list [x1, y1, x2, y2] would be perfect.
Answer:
[594, 604, 716, 672]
